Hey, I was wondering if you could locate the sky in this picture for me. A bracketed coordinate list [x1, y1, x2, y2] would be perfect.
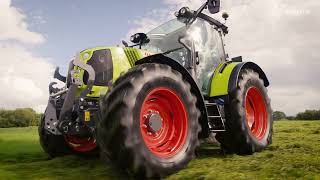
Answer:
[0, 0, 319, 116]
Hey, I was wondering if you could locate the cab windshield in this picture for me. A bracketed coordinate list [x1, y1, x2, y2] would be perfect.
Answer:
[141, 19, 188, 66]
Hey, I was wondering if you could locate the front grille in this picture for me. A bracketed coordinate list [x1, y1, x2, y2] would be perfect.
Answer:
[124, 48, 141, 67]
[83, 49, 113, 86]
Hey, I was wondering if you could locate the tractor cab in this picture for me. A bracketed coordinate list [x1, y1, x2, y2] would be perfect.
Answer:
[138, 17, 226, 93]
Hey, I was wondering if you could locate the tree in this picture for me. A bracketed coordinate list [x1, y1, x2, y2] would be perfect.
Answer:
[0, 108, 40, 128]
[286, 116, 296, 120]
[296, 109, 320, 120]
[0, 117, 11, 128]
[273, 111, 286, 120]
[14, 108, 36, 127]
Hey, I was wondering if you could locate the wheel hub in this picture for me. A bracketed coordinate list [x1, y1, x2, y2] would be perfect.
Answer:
[144, 111, 163, 133]
[140, 87, 188, 158]
[245, 87, 267, 140]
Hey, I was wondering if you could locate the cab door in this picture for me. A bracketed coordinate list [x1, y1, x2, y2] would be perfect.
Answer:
[188, 19, 226, 94]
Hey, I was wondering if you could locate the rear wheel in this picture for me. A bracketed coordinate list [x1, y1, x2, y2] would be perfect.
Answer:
[98, 63, 201, 178]
[216, 69, 272, 154]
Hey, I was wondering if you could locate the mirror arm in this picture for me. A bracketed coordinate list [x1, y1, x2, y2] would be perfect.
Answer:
[187, 1, 208, 25]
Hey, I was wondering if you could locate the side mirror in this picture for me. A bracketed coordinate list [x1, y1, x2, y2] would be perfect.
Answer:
[130, 33, 149, 44]
[122, 40, 129, 47]
[54, 67, 66, 82]
[208, 0, 220, 14]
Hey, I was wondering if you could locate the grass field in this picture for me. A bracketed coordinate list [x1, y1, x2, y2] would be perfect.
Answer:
[0, 121, 319, 180]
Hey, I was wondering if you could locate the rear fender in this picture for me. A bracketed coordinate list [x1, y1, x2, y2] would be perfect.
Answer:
[208, 61, 269, 97]
[228, 62, 269, 94]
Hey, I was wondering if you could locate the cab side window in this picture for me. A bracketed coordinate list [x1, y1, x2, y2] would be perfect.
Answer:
[188, 19, 225, 89]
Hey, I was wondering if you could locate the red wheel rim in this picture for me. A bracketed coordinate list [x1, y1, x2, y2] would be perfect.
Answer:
[245, 87, 268, 140]
[140, 87, 188, 158]
[64, 135, 97, 152]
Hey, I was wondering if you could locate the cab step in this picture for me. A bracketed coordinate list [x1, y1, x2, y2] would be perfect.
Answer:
[205, 101, 226, 132]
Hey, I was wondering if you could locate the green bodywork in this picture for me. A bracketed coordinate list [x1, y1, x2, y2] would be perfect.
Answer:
[208, 62, 239, 97]
[71, 46, 239, 99]
[73, 47, 146, 98]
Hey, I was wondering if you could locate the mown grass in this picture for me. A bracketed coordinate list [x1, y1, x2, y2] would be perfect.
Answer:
[0, 121, 319, 180]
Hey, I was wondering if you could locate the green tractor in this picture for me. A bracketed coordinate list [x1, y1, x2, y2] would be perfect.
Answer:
[39, 0, 272, 177]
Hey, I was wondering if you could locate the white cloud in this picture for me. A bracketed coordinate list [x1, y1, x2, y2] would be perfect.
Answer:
[0, 0, 45, 44]
[126, 0, 204, 39]
[0, 0, 54, 112]
[0, 43, 54, 112]
[127, 18, 165, 40]
[126, 0, 320, 116]
[223, 0, 320, 115]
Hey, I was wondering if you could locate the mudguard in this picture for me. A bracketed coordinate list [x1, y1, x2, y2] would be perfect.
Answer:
[209, 61, 269, 97]
[228, 62, 269, 93]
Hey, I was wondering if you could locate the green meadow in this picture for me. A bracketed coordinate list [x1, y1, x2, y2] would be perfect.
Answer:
[0, 121, 319, 180]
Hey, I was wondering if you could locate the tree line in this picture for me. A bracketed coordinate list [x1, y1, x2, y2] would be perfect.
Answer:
[0, 107, 319, 128]
[273, 109, 320, 121]
[0, 108, 42, 128]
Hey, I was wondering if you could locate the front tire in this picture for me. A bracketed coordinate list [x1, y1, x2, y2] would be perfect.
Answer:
[39, 115, 98, 157]
[38, 115, 71, 158]
[98, 63, 201, 178]
[216, 69, 273, 154]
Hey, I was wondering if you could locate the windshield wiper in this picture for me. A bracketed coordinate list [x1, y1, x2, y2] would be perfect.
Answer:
[163, 47, 184, 55]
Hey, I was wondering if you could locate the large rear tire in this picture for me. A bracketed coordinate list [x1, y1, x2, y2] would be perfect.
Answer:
[216, 69, 273, 154]
[98, 63, 201, 178]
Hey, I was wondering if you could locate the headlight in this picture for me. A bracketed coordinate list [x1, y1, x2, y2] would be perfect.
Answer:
[83, 52, 90, 60]
[179, 7, 190, 16]
[180, 7, 187, 15]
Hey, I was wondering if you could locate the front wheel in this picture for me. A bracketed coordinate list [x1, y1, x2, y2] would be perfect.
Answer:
[39, 114, 98, 157]
[38, 115, 71, 157]
[216, 69, 273, 154]
[98, 63, 201, 178]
